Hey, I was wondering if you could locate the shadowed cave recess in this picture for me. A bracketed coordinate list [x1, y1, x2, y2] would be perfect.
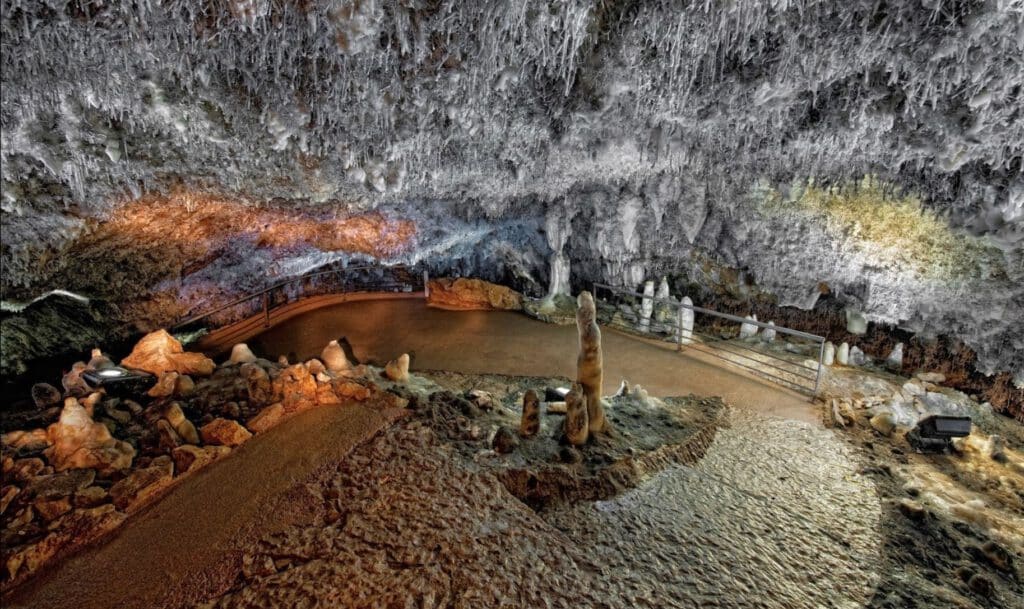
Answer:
[1, 0, 1022, 414]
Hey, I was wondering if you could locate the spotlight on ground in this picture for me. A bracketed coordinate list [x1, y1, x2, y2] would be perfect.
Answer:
[907, 415, 972, 452]
[82, 366, 156, 396]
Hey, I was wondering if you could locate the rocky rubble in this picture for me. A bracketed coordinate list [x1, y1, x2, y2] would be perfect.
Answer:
[0, 330, 394, 589]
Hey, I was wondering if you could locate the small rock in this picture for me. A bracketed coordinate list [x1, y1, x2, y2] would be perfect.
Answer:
[306, 358, 326, 376]
[61, 362, 92, 397]
[174, 374, 195, 397]
[1, 486, 21, 515]
[228, 343, 258, 365]
[467, 390, 496, 411]
[492, 426, 519, 454]
[246, 403, 286, 434]
[148, 371, 180, 398]
[545, 401, 567, 414]
[102, 400, 132, 425]
[33, 496, 72, 521]
[898, 498, 925, 521]
[967, 573, 994, 598]
[26, 468, 96, 499]
[870, 412, 897, 436]
[109, 460, 174, 511]
[200, 418, 252, 447]
[916, 371, 946, 384]
[559, 446, 583, 464]
[885, 343, 903, 371]
[241, 363, 273, 406]
[2, 428, 51, 454]
[73, 486, 108, 508]
[223, 402, 242, 419]
[987, 435, 1006, 462]
[156, 419, 183, 451]
[30, 384, 62, 410]
[978, 540, 1013, 572]
[171, 444, 230, 474]
[384, 354, 410, 382]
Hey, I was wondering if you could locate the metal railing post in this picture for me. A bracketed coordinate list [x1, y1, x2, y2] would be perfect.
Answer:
[812, 338, 825, 399]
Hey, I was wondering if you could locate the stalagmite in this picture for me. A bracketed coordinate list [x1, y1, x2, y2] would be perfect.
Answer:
[321, 339, 350, 373]
[837, 342, 850, 366]
[519, 389, 540, 438]
[679, 296, 695, 345]
[823, 342, 836, 366]
[228, 343, 257, 365]
[576, 291, 608, 434]
[739, 315, 759, 339]
[385, 353, 410, 382]
[849, 346, 868, 366]
[639, 280, 655, 332]
[563, 383, 589, 446]
[886, 343, 904, 371]
[846, 310, 868, 335]
[763, 321, 776, 343]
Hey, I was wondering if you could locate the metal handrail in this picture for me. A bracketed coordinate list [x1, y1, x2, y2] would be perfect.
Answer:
[591, 282, 826, 398]
[172, 263, 426, 330]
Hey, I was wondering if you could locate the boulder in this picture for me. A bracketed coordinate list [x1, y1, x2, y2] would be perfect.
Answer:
[426, 278, 523, 311]
[109, 458, 174, 512]
[321, 340, 350, 373]
[162, 403, 200, 444]
[44, 398, 134, 474]
[200, 418, 252, 447]
[228, 343, 258, 365]
[30, 383, 62, 410]
[171, 444, 231, 474]
[120, 329, 215, 377]
[384, 353, 410, 383]
[246, 403, 287, 434]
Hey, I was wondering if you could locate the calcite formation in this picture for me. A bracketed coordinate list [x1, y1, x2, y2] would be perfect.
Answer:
[120, 330, 215, 377]
[563, 383, 589, 447]
[519, 389, 540, 438]
[44, 398, 135, 474]
[385, 354, 410, 383]
[576, 291, 608, 434]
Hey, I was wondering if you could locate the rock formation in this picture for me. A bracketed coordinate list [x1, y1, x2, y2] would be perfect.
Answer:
[739, 315, 759, 339]
[321, 340, 350, 373]
[823, 342, 836, 366]
[886, 343, 904, 371]
[639, 280, 655, 332]
[680, 297, 695, 345]
[427, 278, 523, 311]
[120, 330, 215, 377]
[563, 383, 589, 447]
[762, 321, 776, 343]
[228, 343, 258, 365]
[45, 398, 135, 474]
[200, 418, 252, 447]
[519, 389, 540, 438]
[576, 291, 608, 434]
[837, 342, 851, 366]
[385, 354, 410, 383]
[30, 383, 61, 409]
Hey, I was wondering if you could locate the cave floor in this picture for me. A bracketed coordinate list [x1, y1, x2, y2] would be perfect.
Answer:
[245, 298, 818, 423]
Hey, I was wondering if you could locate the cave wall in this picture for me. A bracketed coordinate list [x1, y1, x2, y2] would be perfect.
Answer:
[1, 1, 1022, 384]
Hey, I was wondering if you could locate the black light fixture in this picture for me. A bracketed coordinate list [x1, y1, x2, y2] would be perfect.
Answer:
[907, 415, 972, 452]
[82, 366, 156, 396]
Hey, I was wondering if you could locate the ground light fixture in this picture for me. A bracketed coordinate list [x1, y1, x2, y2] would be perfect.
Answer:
[82, 366, 156, 396]
[907, 414, 972, 452]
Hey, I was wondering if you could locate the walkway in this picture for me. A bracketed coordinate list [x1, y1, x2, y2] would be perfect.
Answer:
[4, 404, 406, 609]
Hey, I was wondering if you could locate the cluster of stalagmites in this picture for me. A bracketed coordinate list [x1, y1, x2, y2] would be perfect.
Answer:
[0, 329, 413, 586]
[512, 291, 611, 450]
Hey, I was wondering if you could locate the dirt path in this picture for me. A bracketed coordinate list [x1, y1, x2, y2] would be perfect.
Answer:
[4, 403, 405, 609]
[248, 300, 818, 423]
